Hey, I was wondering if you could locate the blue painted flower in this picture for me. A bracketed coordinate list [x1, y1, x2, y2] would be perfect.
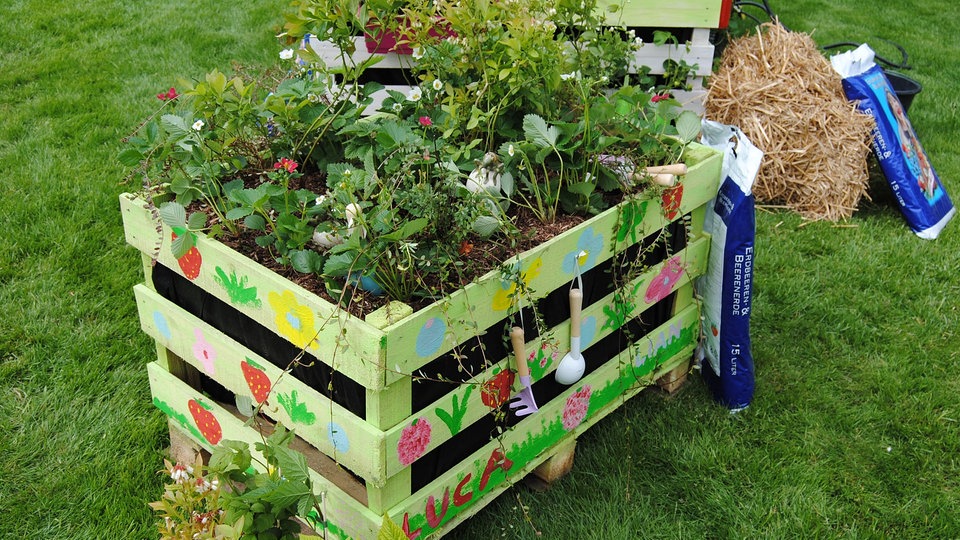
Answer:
[415, 317, 446, 358]
[562, 227, 604, 275]
[153, 311, 172, 340]
[580, 315, 597, 349]
[327, 422, 350, 453]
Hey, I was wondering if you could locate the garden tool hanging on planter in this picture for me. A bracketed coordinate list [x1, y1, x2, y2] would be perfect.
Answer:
[555, 255, 586, 385]
[508, 304, 538, 417]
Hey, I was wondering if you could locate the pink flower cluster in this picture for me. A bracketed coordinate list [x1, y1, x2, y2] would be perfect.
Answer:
[157, 87, 178, 101]
[274, 157, 298, 173]
[397, 417, 432, 466]
[561, 385, 592, 431]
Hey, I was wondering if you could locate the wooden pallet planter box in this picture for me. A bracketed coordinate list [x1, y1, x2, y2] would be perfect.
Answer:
[122, 143, 721, 538]
[308, 0, 728, 113]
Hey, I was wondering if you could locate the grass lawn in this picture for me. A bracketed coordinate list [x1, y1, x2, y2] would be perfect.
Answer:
[1, 0, 958, 538]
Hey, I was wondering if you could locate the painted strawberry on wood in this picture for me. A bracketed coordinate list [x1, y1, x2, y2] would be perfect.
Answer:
[481, 368, 515, 409]
[159, 202, 205, 281]
[661, 184, 684, 221]
[188, 398, 222, 445]
[240, 357, 271, 403]
[171, 231, 202, 280]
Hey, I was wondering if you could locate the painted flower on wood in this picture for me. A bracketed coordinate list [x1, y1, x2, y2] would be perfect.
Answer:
[561, 385, 592, 431]
[192, 328, 216, 375]
[397, 417, 432, 466]
[644, 256, 684, 304]
[267, 290, 318, 349]
[492, 258, 542, 311]
[561, 226, 604, 275]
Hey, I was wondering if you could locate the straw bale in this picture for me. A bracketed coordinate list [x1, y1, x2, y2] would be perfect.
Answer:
[705, 22, 875, 221]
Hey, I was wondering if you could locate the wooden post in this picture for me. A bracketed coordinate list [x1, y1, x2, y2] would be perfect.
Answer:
[364, 302, 414, 515]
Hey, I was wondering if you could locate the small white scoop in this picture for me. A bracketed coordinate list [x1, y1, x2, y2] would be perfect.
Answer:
[555, 288, 585, 385]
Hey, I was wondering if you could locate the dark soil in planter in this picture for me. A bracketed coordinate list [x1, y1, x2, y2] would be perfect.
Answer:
[196, 181, 590, 318]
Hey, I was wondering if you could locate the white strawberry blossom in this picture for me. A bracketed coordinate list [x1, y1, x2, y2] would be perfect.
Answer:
[279, 48, 295, 60]
[192, 119, 204, 131]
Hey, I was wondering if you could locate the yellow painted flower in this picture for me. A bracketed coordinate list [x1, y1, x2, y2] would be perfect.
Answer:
[492, 258, 542, 311]
[268, 290, 318, 349]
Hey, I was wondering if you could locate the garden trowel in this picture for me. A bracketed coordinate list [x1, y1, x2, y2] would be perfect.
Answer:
[508, 326, 538, 416]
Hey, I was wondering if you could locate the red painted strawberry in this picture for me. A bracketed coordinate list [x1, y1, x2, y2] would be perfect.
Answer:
[661, 184, 684, 221]
[481, 369, 515, 409]
[188, 398, 222, 445]
[171, 231, 202, 280]
[711, 325, 719, 337]
[240, 357, 271, 403]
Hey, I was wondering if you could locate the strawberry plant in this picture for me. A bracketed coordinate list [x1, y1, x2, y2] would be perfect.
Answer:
[207, 425, 319, 540]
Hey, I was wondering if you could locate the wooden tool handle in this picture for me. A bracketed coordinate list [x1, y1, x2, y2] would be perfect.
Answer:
[569, 288, 582, 339]
[510, 326, 529, 378]
[650, 173, 677, 187]
[644, 163, 688, 176]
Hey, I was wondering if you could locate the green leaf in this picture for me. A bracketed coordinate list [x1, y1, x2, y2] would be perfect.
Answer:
[379, 514, 409, 540]
[675, 110, 701, 144]
[160, 114, 190, 137]
[226, 206, 253, 220]
[472, 215, 500, 237]
[289, 249, 324, 274]
[273, 446, 311, 485]
[244, 214, 266, 231]
[159, 202, 187, 228]
[262, 481, 313, 513]
[500, 171, 515, 195]
[323, 253, 356, 277]
[567, 181, 596, 197]
[523, 114, 558, 149]
[117, 148, 145, 166]
[170, 230, 194, 259]
[187, 211, 207, 231]
[209, 440, 253, 474]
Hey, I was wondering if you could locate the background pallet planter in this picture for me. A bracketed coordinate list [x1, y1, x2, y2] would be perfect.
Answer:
[308, 0, 730, 114]
[121, 142, 722, 538]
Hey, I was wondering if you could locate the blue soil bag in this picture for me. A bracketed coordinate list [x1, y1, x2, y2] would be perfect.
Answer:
[831, 44, 955, 239]
[697, 120, 763, 412]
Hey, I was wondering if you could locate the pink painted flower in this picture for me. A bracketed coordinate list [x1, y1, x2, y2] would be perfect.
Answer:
[418, 116, 432, 127]
[157, 87, 178, 101]
[192, 328, 216, 375]
[644, 256, 684, 304]
[274, 157, 298, 173]
[397, 417, 432, 466]
[561, 385, 592, 431]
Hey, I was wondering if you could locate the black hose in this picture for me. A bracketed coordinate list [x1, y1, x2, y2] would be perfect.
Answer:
[821, 40, 911, 70]
[732, 0, 912, 71]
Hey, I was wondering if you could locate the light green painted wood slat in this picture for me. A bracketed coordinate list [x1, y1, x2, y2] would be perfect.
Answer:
[380, 305, 702, 538]
[382, 143, 721, 383]
[146, 361, 383, 540]
[135, 284, 386, 487]
[596, 0, 724, 28]
[120, 194, 386, 390]
[380, 234, 709, 477]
